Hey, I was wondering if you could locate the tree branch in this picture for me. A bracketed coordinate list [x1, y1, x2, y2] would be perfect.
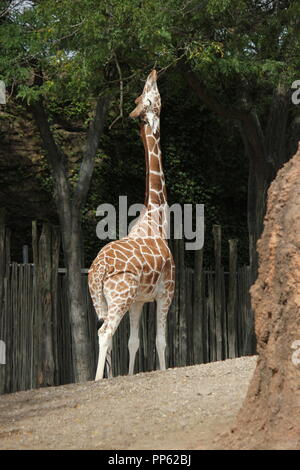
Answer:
[183, 64, 267, 170]
[109, 54, 123, 130]
[265, 83, 291, 170]
[184, 66, 246, 120]
[73, 95, 109, 210]
[30, 99, 72, 239]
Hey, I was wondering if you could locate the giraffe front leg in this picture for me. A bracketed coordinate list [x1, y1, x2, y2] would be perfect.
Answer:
[155, 297, 171, 371]
[156, 326, 167, 370]
[128, 301, 144, 375]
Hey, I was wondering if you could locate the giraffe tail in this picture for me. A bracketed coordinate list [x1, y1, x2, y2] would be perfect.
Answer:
[88, 263, 107, 324]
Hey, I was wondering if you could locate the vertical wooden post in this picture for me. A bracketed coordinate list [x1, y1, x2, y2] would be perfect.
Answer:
[243, 265, 255, 355]
[148, 302, 156, 371]
[193, 247, 204, 364]
[139, 305, 147, 372]
[50, 226, 60, 385]
[202, 271, 209, 363]
[0, 209, 6, 314]
[207, 270, 215, 362]
[166, 238, 175, 368]
[22, 245, 29, 264]
[185, 267, 193, 365]
[236, 266, 242, 356]
[3, 229, 10, 392]
[25, 263, 34, 390]
[32, 221, 41, 387]
[227, 239, 238, 358]
[178, 238, 187, 366]
[221, 265, 228, 357]
[213, 225, 222, 361]
[32, 222, 60, 388]
[87, 287, 98, 378]
[0, 210, 7, 393]
[173, 238, 180, 366]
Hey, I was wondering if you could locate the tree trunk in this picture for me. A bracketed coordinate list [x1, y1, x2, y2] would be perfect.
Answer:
[64, 215, 92, 382]
[240, 86, 291, 282]
[225, 143, 300, 449]
[239, 111, 274, 283]
[238, 93, 291, 354]
[31, 94, 109, 383]
[184, 67, 295, 283]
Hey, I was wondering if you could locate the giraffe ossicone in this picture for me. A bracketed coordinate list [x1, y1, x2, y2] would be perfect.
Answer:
[88, 69, 175, 381]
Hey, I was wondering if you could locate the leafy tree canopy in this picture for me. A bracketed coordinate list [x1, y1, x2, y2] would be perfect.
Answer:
[1, 0, 299, 267]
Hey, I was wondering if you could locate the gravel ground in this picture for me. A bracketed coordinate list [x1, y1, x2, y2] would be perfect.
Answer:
[0, 355, 257, 450]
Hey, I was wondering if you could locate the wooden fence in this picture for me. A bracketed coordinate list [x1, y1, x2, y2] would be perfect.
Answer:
[0, 219, 256, 394]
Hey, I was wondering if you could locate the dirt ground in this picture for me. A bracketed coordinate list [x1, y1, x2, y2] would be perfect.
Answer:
[0, 355, 257, 450]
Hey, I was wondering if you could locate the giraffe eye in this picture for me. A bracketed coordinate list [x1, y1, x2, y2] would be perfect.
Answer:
[147, 99, 152, 106]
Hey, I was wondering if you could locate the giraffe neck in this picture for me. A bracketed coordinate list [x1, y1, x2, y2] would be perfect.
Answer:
[140, 123, 168, 238]
[140, 123, 167, 208]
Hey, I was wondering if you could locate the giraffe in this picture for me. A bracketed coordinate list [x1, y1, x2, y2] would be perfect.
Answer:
[88, 69, 175, 381]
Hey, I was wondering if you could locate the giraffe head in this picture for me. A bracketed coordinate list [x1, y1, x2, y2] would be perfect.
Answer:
[129, 70, 161, 133]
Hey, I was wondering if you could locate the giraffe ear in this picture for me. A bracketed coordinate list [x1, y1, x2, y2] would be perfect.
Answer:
[129, 101, 143, 118]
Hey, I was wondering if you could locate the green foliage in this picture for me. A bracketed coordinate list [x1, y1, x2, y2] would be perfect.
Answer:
[2, 1, 298, 111]
[1, 0, 300, 267]
[16, 85, 43, 105]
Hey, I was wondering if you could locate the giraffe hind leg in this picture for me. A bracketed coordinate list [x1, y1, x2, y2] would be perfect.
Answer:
[95, 327, 113, 381]
[95, 304, 132, 381]
[95, 275, 139, 381]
